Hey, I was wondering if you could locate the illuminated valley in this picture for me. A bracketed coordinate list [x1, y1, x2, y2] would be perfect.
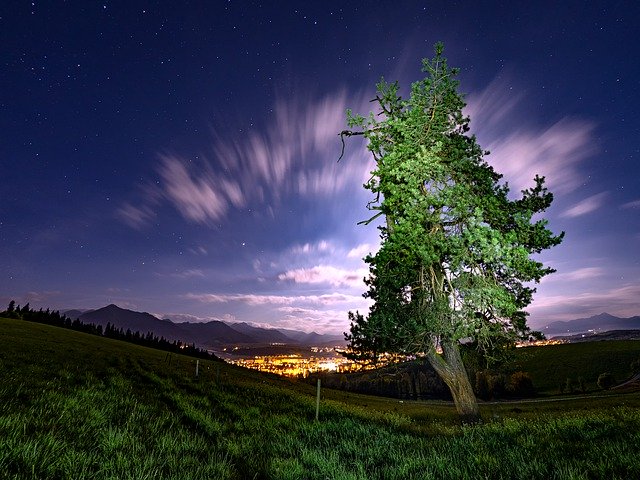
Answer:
[223, 346, 362, 377]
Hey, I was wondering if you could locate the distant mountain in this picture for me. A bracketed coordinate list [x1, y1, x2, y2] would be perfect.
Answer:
[80, 304, 191, 341]
[228, 322, 291, 344]
[62, 309, 90, 319]
[77, 304, 345, 348]
[542, 313, 640, 336]
[277, 328, 345, 346]
[552, 329, 640, 343]
[179, 321, 255, 347]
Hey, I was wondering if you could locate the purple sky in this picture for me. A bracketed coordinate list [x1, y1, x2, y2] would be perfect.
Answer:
[1, 1, 639, 333]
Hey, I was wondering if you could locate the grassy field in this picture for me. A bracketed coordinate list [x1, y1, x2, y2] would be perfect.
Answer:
[1, 317, 640, 479]
[514, 340, 640, 394]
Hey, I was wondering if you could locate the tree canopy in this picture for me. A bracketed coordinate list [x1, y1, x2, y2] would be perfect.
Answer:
[342, 43, 563, 421]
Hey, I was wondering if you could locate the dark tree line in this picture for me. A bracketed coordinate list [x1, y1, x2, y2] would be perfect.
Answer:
[1, 300, 219, 361]
[312, 362, 451, 400]
[311, 357, 536, 401]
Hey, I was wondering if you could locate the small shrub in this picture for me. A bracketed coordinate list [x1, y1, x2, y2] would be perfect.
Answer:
[488, 373, 506, 399]
[577, 376, 586, 393]
[565, 378, 574, 394]
[631, 358, 640, 374]
[474, 371, 490, 400]
[597, 372, 615, 390]
[507, 371, 535, 398]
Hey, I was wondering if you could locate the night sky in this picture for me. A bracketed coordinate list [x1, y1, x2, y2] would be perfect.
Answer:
[2, 1, 638, 334]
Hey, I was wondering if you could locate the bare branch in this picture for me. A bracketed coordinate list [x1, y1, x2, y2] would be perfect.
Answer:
[357, 210, 384, 226]
[338, 129, 366, 162]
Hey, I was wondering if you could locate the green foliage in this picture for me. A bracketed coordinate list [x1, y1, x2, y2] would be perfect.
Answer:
[342, 43, 562, 421]
[343, 43, 563, 364]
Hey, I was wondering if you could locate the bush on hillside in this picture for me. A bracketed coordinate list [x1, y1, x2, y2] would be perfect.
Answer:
[475, 371, 491, 400]
[507, 371, 536, 398]
[577, 376, 586, 393]
[474, 370, 536, 399]
[565, 378, 575, 394]
[597, 372, 615, 390]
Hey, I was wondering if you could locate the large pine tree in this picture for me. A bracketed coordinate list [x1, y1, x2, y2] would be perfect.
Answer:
[342, 43, 563, 422]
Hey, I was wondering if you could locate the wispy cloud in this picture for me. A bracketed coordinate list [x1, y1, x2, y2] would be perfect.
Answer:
[160, 312, 236, 323]
[158, 154, 243, 224]
[528, 283, 640, 323]
[622, 199, 640, 209]
[561, 192, 608, 218]
[185, 292, 363, 306]
[547, 267, 604, 282]
[347, 243, 378, 259]
[183, 289, 371, 334]
[116, 203, 156, 229]
[120, 90, 373, 228]
[276, 306, 354, 333]
[106, 287, 131, 294]
[466, 76, 597, 195]
[207, 91, 371, 208]
[290, 240, 334, 255]
[278, 265, 367, 288]
[188, 246, 208, 256]
[168, 269, 206, 279]
[23, 291, 61, 303]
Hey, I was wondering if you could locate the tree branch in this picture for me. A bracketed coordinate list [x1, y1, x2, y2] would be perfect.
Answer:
[338, 130, 366, 162]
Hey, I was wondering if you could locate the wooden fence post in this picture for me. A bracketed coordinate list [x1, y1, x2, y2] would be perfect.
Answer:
[315, 378, 321, 421]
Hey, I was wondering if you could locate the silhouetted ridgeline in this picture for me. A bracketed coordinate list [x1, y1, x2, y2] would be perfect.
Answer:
[0, 301, 219, 361]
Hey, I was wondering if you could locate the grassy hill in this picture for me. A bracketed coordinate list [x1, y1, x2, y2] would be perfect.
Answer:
[1, 316, 640, 479]
[515, 341, 640, 394]
[313, 340, 640, 400]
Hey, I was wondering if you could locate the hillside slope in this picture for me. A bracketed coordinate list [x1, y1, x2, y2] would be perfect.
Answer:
[2, 317, 640, 480]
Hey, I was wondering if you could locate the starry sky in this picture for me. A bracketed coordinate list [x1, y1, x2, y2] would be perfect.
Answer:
[1, 1, 638, 334]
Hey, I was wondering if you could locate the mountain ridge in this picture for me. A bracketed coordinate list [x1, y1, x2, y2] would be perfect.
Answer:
[542, 312, 640, 336]
[75, 304, 345, 349]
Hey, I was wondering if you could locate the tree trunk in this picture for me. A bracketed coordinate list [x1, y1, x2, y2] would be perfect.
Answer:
[426, 339, 480, 423]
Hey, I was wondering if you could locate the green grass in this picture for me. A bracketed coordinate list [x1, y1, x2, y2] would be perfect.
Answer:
[2, 316, 640, 479]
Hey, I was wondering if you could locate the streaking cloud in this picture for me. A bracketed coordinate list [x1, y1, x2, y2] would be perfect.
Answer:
[529, 283, 640, 321]
[561, 192, 608, 218]
[116, 203, 156, 230]
[185, 292, 364, 306]
[158, 154, 243, 224]
[465, 76, 597, 195]
[118, 90, 372, 228]
[277, 265, 368, 288]
[548, 267, 605, 282]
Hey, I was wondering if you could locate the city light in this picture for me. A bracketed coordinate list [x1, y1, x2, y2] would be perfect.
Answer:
[223, 346, 412, 377]
[226, 349, 362, 377]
